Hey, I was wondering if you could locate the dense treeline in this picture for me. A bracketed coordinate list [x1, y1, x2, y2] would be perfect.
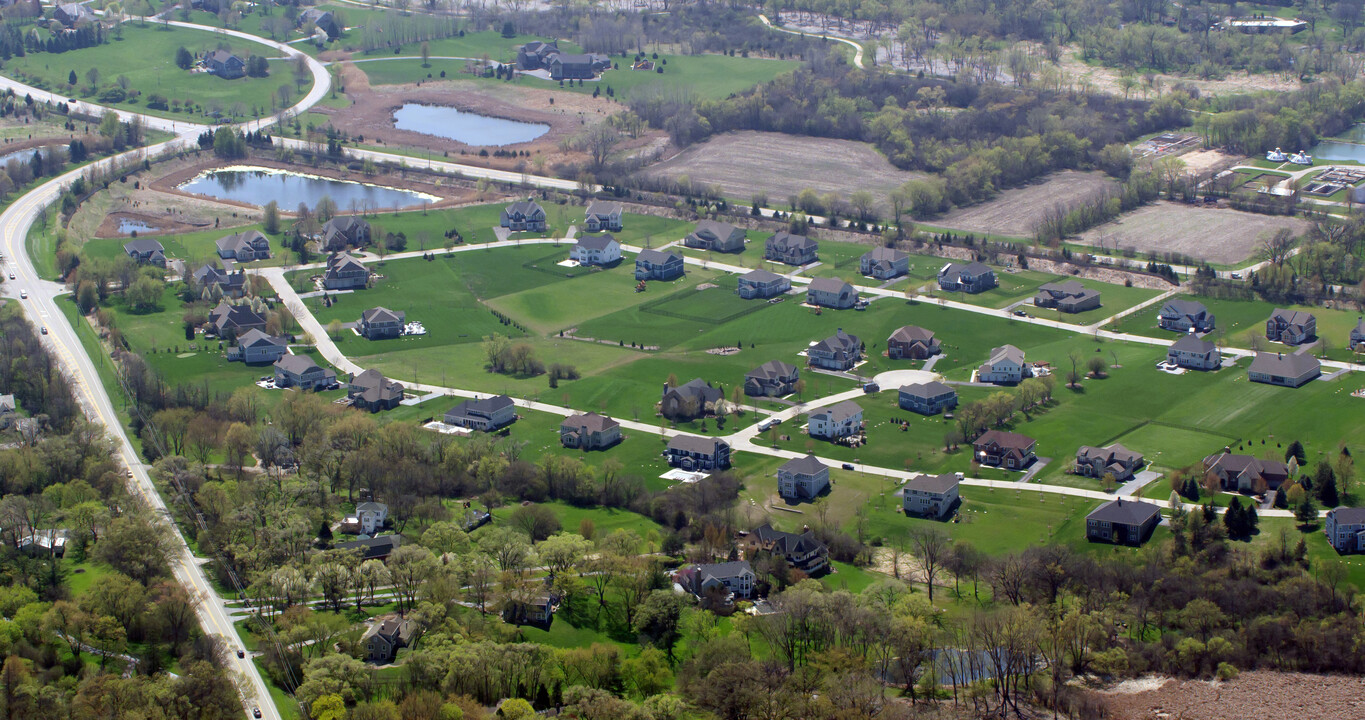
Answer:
[1196, 78, 1365, 155]
[511, 6, 823, 59]
[0, 22, 103, 60]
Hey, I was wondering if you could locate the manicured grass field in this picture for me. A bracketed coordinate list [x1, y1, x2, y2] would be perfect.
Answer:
[2, 24, 310, 123]
[1027, 282, 1165, 326]
[938, 268, 1062, 309]
[486, 500, 664, 544]
[1115, 293, 1365, 361]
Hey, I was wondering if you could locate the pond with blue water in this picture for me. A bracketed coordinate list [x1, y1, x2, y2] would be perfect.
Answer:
[179, 166, 438, 210]
[391, 104, 549, 146]
[119, 219, 158, 234]
[1308, 123, 1365, 163]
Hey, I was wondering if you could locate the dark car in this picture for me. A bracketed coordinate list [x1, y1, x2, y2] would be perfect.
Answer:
[252, 709, 261, 719]
[236, 649, 245, 658]
[841, 463, 855, 471]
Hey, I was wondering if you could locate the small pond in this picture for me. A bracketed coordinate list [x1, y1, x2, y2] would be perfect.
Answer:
[1331, 123, 1365, 143]
[392, 104, 549, 146]
[178, 166, 437, 210]
[0, 148, 47, 167]
[1306, 140, 1365, 164]
[119, 219, 158, 235]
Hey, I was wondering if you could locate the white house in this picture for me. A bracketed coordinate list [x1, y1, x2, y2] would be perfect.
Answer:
[570, 235, 621, 266]
[807, 400, 863, 441]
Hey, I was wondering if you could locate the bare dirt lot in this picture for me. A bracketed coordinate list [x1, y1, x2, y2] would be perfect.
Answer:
[642, 131, 928, 208]
[1078, 201, 1311, 265]
[1098, 671, 1365, 720]
[934, 171, 1119, 237]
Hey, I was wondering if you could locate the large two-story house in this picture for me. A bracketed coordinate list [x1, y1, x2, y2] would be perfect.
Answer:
[584, 201, 623, 232]
[204, 50, 246, 79]
[192, 262, 247, 297]
[635, 249, 684, 281]
[859, 246, 909, 280]
[1351, 318, 1365, 351]
[500, 200, 546, 232]
[764, 231, 817, 265]
[1203, 452, 1290, 493]
[323, 252, 370, 290]
[1074, 443, 1145, 482]
[570, 235, 621, 266]
[362, 617, 416, 664]
[806, 329, 861, 371]
[319, 216, 372, 252]
[887, 325, 940, 360]
[806, 277, 858, 309]
[664, 435, 730, 471]
[1167, 334, 1220, 370]
[807, 400, 863, 441]
[1265, 308, 1317, 345]
[937, 262, 996, 293]
[777, 455, 830, 501]
[660, 378, 722, 420]
[973, 430, 1037, 469]
[737, 269, 790, 299]
[685, 220, 745, 253]
[1325, 507, 1365, 553]
[274, 355, 337, 390]
[978, 345, 1032, 384]
[359, 307, 406, 340]
[347, 369, 404, 412]
[1248, 350, 1321, 387]
[903, 473, 960, 519]
[678, 560, 754, 602]
[444, 395, 517, 431]
[216, 230, 271, 261]
[1034, 280, 1101, 313]
[123, 238, 166, 266]
[207, 301, 266, 338]
[560, 412, 621, 450]
[898, 381, 958, 415]
[744, 360, 799, 397]
[229, 329, 288, 364]
[1158, 299, 1215, 333]
[1086, 499, 1161, 546]
[746, 524, 828, 575]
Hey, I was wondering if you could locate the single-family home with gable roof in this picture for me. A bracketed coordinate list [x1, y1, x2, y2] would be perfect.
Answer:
[362, 616, 416, 663]
[1086, 498, 1160, 545]
[737, 269, 790, 299]
[54, 2, 93, 26]
[323, 252, 370, 290]
[973, 429, 1037, 469]
[898, 381, 958, 415]
[744, 360, 799, 397]
[1034, 280, 1101, 313]
[660, 378, 722, 420]
[746, 524, 828, 574]
[299, 7, 341, 38]
[500, 200, 546, 232]
[124, 238, 166, 266]
[679, 560, 754, 601]
[903, 473, 961, 519]
[205, 50, 246, 79]
[978, 344, 1032, 384]
[343, 502, 388, 535]
[859, 246, 909, 279]
[807, 329, 861, 370]
[1074, 444, 1145, 482]
[584, 201, 623, 232]
[548, 53, 605, 80]
[686, 220, 745, 253]
[444, 395, 516, 431]
[807, 400, 863, 440]
[887, 325, 940, 359]
[216, 229, 270, 261]
[274, 355, 337, 390]
[336, 534, 402, 560]
[230, 329, 288, 364]
[560, 412, 621, 450]
[938, 261, 996, 293]
[570, 234, 621, 266]
[806, 277, 858, 309]
[1265, 308, 1317, 345]
[777, 454, 829, 501]
[207, 301, 266, 338]
[1351, 318, 1365, 351]
[193, 262, 247, 297]
[1203, 452, 1290, 493]
[1168, 333, 1220, 370]
[0, 394, 16, 429]
[1248, 350, 1321, 387]
[1158, 298, 1215, 333]
[664, 435, 730, 470]
[764, 231, 818, 265]
[347, 369, 404, 412]
[635, 249, 684, 281]
[1325, 507, 1365, 553]
[359, 307, 406, 340]
[320, 216, 372, 251]
[517, 40, 560, 70]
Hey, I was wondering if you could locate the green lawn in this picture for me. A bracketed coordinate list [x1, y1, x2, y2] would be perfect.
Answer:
[485, 500, 664, 545]
[1, 24, 311, 123]
[936, 269, 1062, 310]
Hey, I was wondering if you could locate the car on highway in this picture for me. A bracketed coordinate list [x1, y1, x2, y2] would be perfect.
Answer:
[7, 272, 12, 279]
[19, 291, 26, 299]
[252, 708, 262, 718]
[40, 327, 47, 335]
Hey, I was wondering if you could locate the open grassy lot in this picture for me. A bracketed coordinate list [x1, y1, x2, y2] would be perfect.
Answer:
[487, 500, 664, 543]
[936, 268, 1061, 309]
[85, 223, 293, 269]
[2, 24, 310, 123]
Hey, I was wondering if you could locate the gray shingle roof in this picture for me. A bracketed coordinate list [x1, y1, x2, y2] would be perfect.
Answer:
[807, 276, 853, 294]
[274, 354, 325, 374]
[888, 325, 934, 344]
[1087, 498, 1160, 525]
[747, 360, 797, 380]
[1329, 507, 1365, 525]
[667, 434, 727, 455]
[562, 412, 618, 434]
[741, 269, 785, 284]
[1248, 351, 1320, 377]
[780, 454, 827, 475]
[1171, 334, 1216, 353]
[636, 248, 679, 264]
[907, 472, 958, 494]
[899, 381, 954, 399]
[862, 246, 906, 262]
[576, 234, 618, 251]
[810, 400, 862, 424]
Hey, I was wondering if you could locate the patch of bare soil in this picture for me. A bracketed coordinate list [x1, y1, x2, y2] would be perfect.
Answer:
[95, 211, 212, 239]
[935, 171, 1120, 237]
[1077, 201, 1311, 265]
[1054, 47, 1303, 97]
[1098, 671, 1365, 720]
[1175, 148, 1240, 175]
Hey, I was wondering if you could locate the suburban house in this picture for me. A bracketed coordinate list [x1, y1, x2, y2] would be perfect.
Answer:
[1351, 318, 1365, 351]
[500, 200, 546, 232]
[123, 238, 166, 266]
[503, 589, 558, 625]
[978, 344, 1032, 384]
[903, 473, 961, 519]
[0, 394, 16, 429]
[359, 306, 406, 340]
[444, 395, 517, 431]
[362, 617, 416, 664]
[547, 52, 610, 80]
[205, 50, 246, 79]
[973, 429, 1037, 469]
[341, 502, 388, 535]
[807, 329, 862, 371]
[18, 532, 67, 558]
[737, 269, 791, 299]
[859, 246, 909, 279]
[560, 412, 621, 450]
[53, 2, 93, 26]
[192, 262, 247, 297]
[664, 435, 731, 471]
[937, 262, 997, 293]
[1325, 507, 1365, 553]
[1248, 350, 1321, 387]
[764, 231, 818, 265]
[887, 325, 940, 360]
[1158, 299, 1215, 333]
[1034, 280, 1101, 313]
[678, 560, 754, 602]
[806, 277, 858, 309]
[229, 329, 288, 364]
[1167, 334, 1220, 370]
[1203, 452, 1290, 493]
[319, 216, 372, 251]
[746, 524, 829, 575]
[1086, 499, 1161, 546]
[207, 301, 265, 338]
[347, 369, 404, 412]
[1074, 444, 1145, 482]
[516, 40, 561, 69]
[660, 378, 723, 420]
[570, 234, 621, 266]
[1265, 308, 1317, 345]
[273, 355, 337, 391]
[216, 230, 271, 261]
[635, 249, 684, 281]
[323, 252, 370, 290]
[298, 7, 341, 38]
[898, 381, 958, 415]
[685, 220, 745, 253]
[744, 360, 799, 397]
[807, 400, 864, 441]
[336, 534, 402, 561]
[584, 201, 623, 232]
[777, 454, 830, 501]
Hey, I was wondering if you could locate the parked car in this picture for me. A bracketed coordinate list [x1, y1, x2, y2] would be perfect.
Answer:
[841, 463, 855, 470]
[19, 291, 26, 299]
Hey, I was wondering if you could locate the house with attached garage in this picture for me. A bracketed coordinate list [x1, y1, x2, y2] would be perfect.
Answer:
[806, 277, 858, 309]
[1034, 280, 1101, 313]
[273, 355, 338, 391]
[500, 200, 546, 232]
[1325, 507, 1365, 553]
[337, 534, 402, 560]
[123, 238, 166, 266]
[686, 220, 746, 253]
[444, 395, 517, 431]
[204, 50, 246, 79]
[744, 360, 799, 397]
[737, 269, 790, 299]
[323, 252, 370, 290]
[898, 381, 958, 416]
[973, 429, 1037, 469]
[215, 229, 270, 261]
[777, 454, 830, 501]
[678, 560, 754, 602]
[807, 329, 861, 371]
[1167, 333, 1220, 370]
[0, 394, 16, 430]
[1265, 308, 1317, 345]
[660, 378, 722, 420]
[1203, 452, 1290, 493]
[560, 412, 621, 450]
[229, 329, 288, 364]
[207, 301, 266, 338]
[193, 261, 247, 297]
[347, 369, 404, 412]
[859, 246, 909, 280]
[1074, 443, 1145, 482]
[1247, 350, 1321, 387]
[1352, 318, 1365, 351]
[764, 231, 818, 265]
[745, 524, 828, 575]
[978, 344, 1032, 384]
[937, 261, 996, 293]
[359, 307, 406, 340]
[362, 617, 416, 664]
[319, 216, 372, 251]
[664, 435, 730, 471]
[570, 234, 621, 266]
[517, 40, 561, 70]
[340, 502, 389, 535]
[1158, 298, 1215, 333]
[1086, 498, 1161, 546]
[584, 201, 623, 232]
[54, 2, 94, 26]
[807, 400, 863, 441]
[887, 325, 940, 360]
[903, 472, 960, 519]
[298, 7, 341, 38]
[548, 52, 610, 80]
[635, 249, 684, 281]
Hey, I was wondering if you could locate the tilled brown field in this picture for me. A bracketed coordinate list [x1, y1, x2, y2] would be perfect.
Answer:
[642, 131, 927, 208]
[933, 170, 1119, 237]
[1099, 672, 1365, 720]
[1078, 201, 1310, 265]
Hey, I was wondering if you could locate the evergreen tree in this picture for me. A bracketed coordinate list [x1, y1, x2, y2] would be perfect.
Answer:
[1286, 440, 1307, 466]
[68, 69, 76, 86]
[1318, 473, 1340, 508]
[1223, 499, 1244, 538]
[1245, 502, 1259, 533]
[1294, 494, 1318, 525]
[1273, 485, 1289, 509]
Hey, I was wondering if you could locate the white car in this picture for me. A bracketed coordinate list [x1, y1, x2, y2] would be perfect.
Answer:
[19, 290, 26, 299]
